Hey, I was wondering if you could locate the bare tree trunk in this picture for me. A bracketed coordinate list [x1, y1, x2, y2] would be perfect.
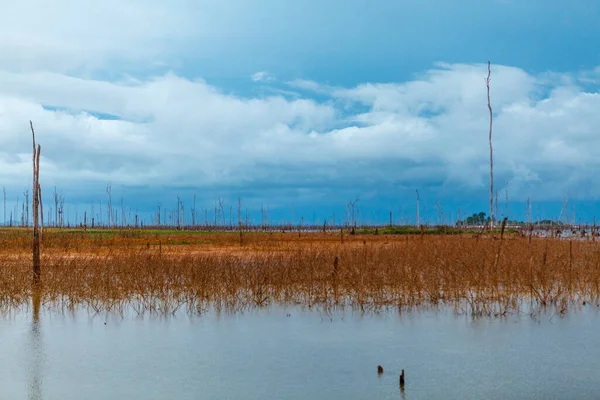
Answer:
[192, 195, 196, 227]
[505, 181, 509, 220]
[486, 61, 494, 230]
[30, 121, 41, 284]
[415, 189, 420, 226]
[106, 184, 112, 228]
[24, 190, 29, 227]
[495, 190, 498, 223]
[38, 184, 43, 240]
[53, 187, 59, 227]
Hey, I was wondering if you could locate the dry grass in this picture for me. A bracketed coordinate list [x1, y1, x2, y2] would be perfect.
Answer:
[1, 228, 598, 318]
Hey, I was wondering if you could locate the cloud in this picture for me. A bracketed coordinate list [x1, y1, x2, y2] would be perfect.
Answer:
[0, 1, 209, 74]
[1, 59, 600, 214]
[287, 79, 333, 95]
[0, 71, 337, 188]
[251, 71, 276, 83]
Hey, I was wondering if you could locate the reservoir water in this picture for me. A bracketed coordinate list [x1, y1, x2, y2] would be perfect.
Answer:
[1, 305, 599, 399]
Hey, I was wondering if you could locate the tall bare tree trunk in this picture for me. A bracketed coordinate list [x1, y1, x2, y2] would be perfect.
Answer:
[486, 61, 494, 230]
[30, 121, 41, 284]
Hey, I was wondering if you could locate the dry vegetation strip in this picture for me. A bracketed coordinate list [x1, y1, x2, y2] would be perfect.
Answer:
[0, 229, 598, 317]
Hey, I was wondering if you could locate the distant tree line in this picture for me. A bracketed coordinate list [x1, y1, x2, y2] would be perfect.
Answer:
[457, 212, 565, 226]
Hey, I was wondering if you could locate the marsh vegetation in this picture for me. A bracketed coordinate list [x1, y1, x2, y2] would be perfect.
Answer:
[0, 227, 598, 318]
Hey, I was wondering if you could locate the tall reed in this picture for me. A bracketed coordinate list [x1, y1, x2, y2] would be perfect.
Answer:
[0, 229, 597, 317]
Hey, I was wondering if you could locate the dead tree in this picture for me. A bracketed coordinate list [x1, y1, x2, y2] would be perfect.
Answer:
[120, 197, 125, 227]
[486, 61, 494, 229]
[24, 189, 29, 226]
[347, 197, 360, 228]
[53, 187, 58, 227]
[416, 189, 420, 226]
[157, 203, 161, 226]
[106, 184, 112, 228]
[505, 180, 509, 220]
[30, 121, 41, 284]
[39, 184, 44, 240]
[191, 195, 196, 227]
[218, 198, 225, 226]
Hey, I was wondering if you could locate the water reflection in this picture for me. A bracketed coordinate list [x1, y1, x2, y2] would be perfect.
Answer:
[28, 287, 43, 400]
[2, 304, 600, 399]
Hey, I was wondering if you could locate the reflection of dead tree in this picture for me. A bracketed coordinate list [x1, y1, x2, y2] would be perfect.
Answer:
[28, 284, 43, 400]
[486, 61, 494, 230]
[30, 121, 41, 284]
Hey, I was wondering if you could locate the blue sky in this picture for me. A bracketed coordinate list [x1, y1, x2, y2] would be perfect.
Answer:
[0, 0, 599, 226]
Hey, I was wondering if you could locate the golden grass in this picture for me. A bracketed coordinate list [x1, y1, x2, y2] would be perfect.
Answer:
[0, 228, 598, 317]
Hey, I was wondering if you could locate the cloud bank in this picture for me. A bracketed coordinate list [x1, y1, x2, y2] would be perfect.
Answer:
[0, 0, 599, 223]
[1, 63, 599, 204]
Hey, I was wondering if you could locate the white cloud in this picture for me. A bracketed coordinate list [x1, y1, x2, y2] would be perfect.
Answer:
[0, 62, 599, 205]
[0, 1, 209, 73]
[0, 0, 599, 208]
[0, 71, 339, 189]
[287, 79, 333, 95]
[251, 71, 275, 82]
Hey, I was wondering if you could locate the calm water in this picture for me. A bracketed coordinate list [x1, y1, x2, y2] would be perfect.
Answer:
[1, 305, 600, 400]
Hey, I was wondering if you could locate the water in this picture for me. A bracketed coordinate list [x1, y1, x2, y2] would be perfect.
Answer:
[1, 305, 600, 400]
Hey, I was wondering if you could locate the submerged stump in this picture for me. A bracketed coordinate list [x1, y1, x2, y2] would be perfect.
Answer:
[399, 369, 405, 387]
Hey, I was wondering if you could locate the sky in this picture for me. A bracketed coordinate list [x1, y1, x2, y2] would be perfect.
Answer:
[0, 0, 599, 226]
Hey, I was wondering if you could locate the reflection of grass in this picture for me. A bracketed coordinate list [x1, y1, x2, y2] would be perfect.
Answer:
[0, 229, 596, 318]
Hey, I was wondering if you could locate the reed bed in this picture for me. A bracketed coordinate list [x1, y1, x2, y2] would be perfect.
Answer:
[1, 228, 599, 318]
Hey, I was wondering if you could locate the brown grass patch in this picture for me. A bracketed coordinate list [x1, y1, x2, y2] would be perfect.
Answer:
[0, 228, 598, 317]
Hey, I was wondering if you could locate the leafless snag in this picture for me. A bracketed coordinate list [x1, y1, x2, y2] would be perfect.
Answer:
[486, 61, 494, 230]
[2, 186, 5, 226]
[106, 184, 112, 228]
[416, 189, 420, 226]
[38, 183, 44, 240]
[347, 197, 360, 228]
[30, 121, 41, 284]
